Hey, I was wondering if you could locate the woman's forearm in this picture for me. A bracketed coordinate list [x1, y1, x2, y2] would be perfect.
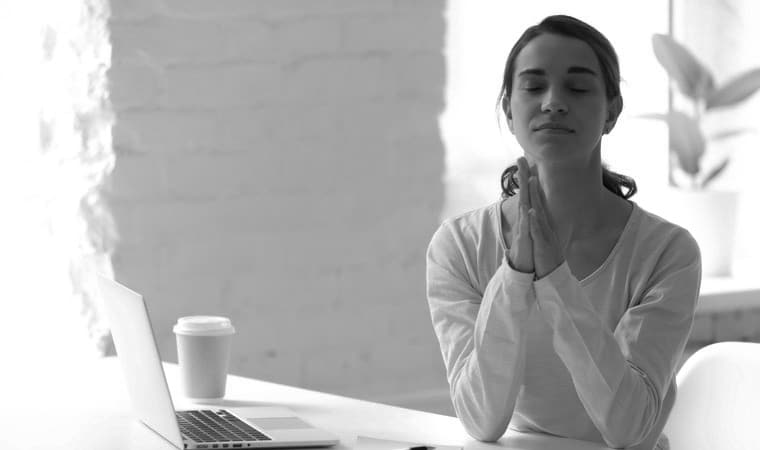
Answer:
[431, 260, 534, 442]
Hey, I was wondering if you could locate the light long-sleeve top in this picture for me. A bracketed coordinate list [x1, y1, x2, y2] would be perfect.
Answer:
[426, 200, 701, 449]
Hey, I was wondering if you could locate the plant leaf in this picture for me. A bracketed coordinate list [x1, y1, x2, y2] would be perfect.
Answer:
[667, 111, 705, 175]
[708, 128, 752, 142]
[652, 34, 715, 101]
[700, 157, 730, 188]
[637, 111, 705, 175]
[706, 68, 760, 109]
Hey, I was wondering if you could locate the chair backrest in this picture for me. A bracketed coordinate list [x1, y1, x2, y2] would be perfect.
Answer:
[663, 341, 760, 450]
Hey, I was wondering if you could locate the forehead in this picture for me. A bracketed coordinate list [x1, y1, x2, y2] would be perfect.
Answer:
[514, 33, 601, 76]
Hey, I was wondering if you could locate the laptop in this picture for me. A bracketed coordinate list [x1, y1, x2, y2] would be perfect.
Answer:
[97, 274, 340, 449]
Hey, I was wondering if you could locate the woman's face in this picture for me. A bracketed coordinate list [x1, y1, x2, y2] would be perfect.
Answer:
[505, 33, 619, 165]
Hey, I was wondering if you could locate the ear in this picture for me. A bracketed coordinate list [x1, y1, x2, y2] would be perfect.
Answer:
[603, 95, 623, 134]
[502, 96, 515, 134]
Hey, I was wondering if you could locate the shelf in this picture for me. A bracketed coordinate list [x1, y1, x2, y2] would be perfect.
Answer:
[697, 259, 760, 314]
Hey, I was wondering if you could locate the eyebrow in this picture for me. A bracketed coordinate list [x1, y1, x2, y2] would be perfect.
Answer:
[517, 66, 598, 77]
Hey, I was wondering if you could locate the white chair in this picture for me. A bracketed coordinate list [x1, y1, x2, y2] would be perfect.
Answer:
[663, 341, 760, 450]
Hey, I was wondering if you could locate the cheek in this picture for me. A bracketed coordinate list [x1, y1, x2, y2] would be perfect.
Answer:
[512, 116, 535, 150]
[509, 102, 533, 133]
[582, 111, 607, 140]
[510, 114, 530, 142]
[585, 99, 609, 128]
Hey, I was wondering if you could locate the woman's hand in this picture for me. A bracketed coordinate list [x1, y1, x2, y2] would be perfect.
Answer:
[507, 157, 534, 274]
[527, 172, 567, 279]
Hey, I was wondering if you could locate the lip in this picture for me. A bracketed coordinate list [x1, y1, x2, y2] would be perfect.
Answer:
[533, 123, 574, 133]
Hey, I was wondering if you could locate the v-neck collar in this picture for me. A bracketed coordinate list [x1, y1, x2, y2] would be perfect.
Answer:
[494, 198, 639, 284]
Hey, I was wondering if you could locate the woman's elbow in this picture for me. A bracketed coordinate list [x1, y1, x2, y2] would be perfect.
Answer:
[454, 405, 509, 443]
[600, 416, 658, 448]
[603, 381, 677, 449]
[462, 422, 507, 443]
[449, 377, 513, 442]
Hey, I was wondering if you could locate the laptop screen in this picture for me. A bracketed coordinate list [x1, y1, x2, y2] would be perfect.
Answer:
[97, 274, 184, 448]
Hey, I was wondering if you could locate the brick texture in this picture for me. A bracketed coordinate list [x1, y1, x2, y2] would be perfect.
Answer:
[106, 0, 447, 405]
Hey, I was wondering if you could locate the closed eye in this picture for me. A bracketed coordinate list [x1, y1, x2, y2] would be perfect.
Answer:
[521, 86, 589, 93]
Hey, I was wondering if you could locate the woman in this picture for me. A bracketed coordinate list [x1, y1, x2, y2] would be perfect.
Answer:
[426, 15, 700, 450]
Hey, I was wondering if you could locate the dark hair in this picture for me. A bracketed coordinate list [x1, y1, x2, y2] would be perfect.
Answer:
[497, 15, 637, 200]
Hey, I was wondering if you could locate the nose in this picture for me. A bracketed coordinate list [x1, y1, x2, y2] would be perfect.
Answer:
[541, 88, 568, 114]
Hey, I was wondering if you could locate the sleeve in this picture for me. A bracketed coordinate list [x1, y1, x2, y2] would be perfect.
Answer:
[425, 221, 536, 442]
[533, 229, 701, 449]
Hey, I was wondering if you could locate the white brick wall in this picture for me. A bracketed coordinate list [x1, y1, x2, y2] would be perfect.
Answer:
[106, 0, 447, 407]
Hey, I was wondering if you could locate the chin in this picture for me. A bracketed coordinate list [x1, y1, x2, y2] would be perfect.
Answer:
[526, 143, 578, 158]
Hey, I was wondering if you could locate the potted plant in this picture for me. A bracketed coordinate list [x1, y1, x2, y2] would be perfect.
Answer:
[644, 33, 760, 276]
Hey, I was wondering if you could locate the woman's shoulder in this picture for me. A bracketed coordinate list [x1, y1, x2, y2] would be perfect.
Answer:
[630, 202, 701, 263]
[428, 201, 506, 289]
[429, 200, 505, 254]
[441, 200, 505, 232]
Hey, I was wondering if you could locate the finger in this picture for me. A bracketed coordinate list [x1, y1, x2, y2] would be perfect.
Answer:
[533, 169, 549, 211]
[518, 179, 530, 210]
[517, 156, 529, 176]
[527, 208, 542, 247]
[535, 203, 553, 238]
[510, 203, 533, 273]
[516, 158, 531, 208]
[529, 174, 555, 231]
[520, 203, 531, 244]
[528, 208, 543, 239]
[533, 202, 562, 254]
[533, 173, 558, 233]
[520, 204, 535, 269]
[529, 176, 541, 213]
[517, 157, 531, 182]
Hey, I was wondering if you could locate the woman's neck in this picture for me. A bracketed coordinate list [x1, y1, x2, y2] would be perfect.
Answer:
[533, 157, 612, 242]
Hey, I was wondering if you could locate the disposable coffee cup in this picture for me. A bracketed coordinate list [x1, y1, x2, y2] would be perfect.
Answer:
[173, 316, 235, 399]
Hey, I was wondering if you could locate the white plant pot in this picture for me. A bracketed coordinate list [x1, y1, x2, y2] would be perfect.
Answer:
[640, 189, 738, 277]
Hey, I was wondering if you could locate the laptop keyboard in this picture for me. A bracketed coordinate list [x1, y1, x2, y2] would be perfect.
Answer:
[176, 409, 272, 445]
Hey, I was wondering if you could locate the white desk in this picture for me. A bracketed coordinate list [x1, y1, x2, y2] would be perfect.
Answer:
[1, 357, 610, 450]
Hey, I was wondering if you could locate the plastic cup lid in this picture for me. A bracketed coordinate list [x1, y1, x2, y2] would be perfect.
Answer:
[173, 316, 235, 336]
